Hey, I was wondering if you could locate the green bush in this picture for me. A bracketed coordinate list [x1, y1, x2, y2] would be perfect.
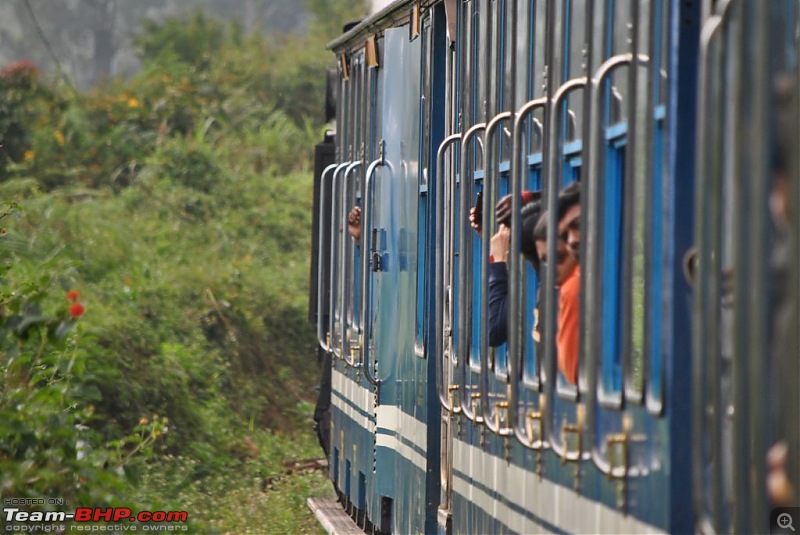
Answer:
[0, 203, 166, 505]
[0, 4, 373, 528]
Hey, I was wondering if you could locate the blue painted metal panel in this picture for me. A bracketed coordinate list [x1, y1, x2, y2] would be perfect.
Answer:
[601, 143, 624, 395]
[664, 0, 700, 531]
[423, 6, 447, 534]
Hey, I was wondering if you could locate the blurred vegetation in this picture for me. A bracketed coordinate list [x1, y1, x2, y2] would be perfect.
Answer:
[0, 1, 365, 532]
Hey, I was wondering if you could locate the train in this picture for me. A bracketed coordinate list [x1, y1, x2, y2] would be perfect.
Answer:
[308, 1, 799, 533]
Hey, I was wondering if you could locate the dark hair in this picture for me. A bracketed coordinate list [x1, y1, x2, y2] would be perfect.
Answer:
[556, 181, 580, 221]
[520, 201, 542, 268]
[533, 211, 548, 242]
[532, 183, 580, 243]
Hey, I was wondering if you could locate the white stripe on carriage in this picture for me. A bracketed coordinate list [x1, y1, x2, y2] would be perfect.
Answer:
[330, 371, 430, 461]
[375, 433, 427, 471]
[452, 439, 666, 535]
[331, 369, 375, 432]
[375, 405, 428, 454]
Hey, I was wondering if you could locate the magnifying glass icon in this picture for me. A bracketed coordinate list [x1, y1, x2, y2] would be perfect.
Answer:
[778, 512, 795, 532]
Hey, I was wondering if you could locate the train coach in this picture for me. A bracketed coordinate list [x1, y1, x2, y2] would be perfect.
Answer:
[308, 0, 800, 533]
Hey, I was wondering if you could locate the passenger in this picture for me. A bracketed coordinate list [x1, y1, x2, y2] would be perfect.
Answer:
[533, 210, 580, 385]
[469, 190, 539, 237]
[485, 201, 543, 347]
[556, 182, 581, 261]
[470, 192, 541, 347]
[347, 205, 362, 243]
[766, 75, 797, 507]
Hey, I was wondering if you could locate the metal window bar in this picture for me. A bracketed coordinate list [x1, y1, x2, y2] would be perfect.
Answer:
[329, 162, 351, 360]
[458, 121, 487, 422]
[342, 160, 363, 366]
[481, 110, 515, 435]
[739, 1, 770, 531]
[436, 134, 462, 411]
[508, 97, 548, 449]
[359, 154, 392, 387]
[583, 53, 647, 474]
[544, 77, 587, 403]
[691, 1, 735, 531]
[318, 163, 339, 353]
[542, 77, 586, 463]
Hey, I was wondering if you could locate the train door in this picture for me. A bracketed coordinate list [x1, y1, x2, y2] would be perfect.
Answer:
[417, 5, 448, 534]
[360, 23, 426, 535]
[434, 1, 462, 531]
[691, 1, 800, 532]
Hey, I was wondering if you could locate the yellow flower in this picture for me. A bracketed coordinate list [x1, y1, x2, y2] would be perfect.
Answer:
[128, 97, 140, 108]
[54, 131, 65, 146]
[139, 416, 149, 425]
[23, 150, 34, 161]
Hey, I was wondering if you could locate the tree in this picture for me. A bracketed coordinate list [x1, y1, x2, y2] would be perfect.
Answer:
[0, 0, 309, 89]
[304, 0, 369, 40]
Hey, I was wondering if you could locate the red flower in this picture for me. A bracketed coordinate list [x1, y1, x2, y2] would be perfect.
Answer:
[66, 290, 80, 302]
[69, 302, 85, 318]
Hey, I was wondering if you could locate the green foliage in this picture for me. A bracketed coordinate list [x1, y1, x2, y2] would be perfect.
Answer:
[136, 11, 226, 69]
[305, 0, 370, 40]
[132, 427, 332, 533]
[0, 62, 49, 180]
[0, 224, 163, 504]
[0, 9, 331, 530]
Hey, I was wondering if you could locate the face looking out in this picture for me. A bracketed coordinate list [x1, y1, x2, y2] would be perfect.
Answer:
[558, 203, 581, 261]
[535, 238, 578, 285]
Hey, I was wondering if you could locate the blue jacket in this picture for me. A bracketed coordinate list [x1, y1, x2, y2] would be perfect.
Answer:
[487, 262, 509, 347]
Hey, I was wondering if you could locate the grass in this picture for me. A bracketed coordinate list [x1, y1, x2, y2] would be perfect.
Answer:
[130, 428, 334, 534]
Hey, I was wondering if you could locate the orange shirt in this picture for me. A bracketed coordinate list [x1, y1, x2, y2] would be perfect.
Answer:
[557, 266, 580, 385]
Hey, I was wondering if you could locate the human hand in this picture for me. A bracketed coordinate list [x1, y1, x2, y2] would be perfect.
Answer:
[495, 194, 514, 227]
[347, 206, 362, 243]
[469, 206, 482, 237]
[768, 440, 795, 506]
[495, 190, 540, 226]
[490, 225, 511, 263]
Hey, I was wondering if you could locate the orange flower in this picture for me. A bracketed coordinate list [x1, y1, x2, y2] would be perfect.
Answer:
[69, 302, 85, 318]
[66, 290, 80, 302]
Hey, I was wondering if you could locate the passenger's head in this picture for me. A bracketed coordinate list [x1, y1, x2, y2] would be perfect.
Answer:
[520, 200, 542, 271]
[557, 182, 581, 261]
[533, 212, 577, 285]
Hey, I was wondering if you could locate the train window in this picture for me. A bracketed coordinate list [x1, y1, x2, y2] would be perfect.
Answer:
[647, 0, 669, 411]
[342, 55, 364, 365]
[470, 185, 483, 370]
[373, 40, 384, 154]
[416, 183, 428, 355]
[610, 0, 632, 56]
[415, 17, 432, 357]
[457, 0, 472, 131]
[599, 136, 626, 401]
[648, 106, 666, 409]
[357, 55, 368, 330]
[473, 0, 485, 124]
[607, 0, 633, 109]
[624, 131, 646, 397]
[531, 0, 547, 100]
[513, 0, 532, 107]
[331, 57, 352, 358]
[567, 0, 588, 81]
[490, 0, 503, 117]
[522, 164, 543, 386]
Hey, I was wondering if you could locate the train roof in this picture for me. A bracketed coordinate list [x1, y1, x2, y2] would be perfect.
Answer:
[327, 0, 433, 53]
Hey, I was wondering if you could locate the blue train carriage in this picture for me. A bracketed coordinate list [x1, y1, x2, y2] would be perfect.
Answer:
[690, 1, 800, 534]
[309, 0, 800, 534]
[432, 0, 686, 532]
[313, 4, 444, 534]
